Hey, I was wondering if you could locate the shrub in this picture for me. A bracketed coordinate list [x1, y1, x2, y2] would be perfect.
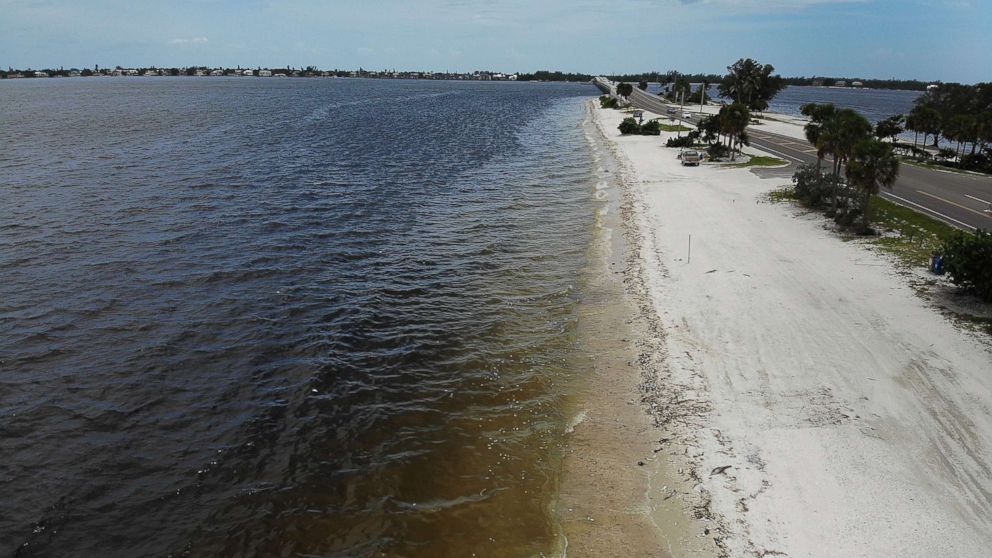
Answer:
[791, 163, 846, 209]
[640, 120, 661, 135]
[941, 229, 992, 302]
[599, 95, 619, 109]
[960, 152, 992, 173]
[618, 117, 641, 135]
[666, 135, 694, 148]
[707, 143, 729, 159]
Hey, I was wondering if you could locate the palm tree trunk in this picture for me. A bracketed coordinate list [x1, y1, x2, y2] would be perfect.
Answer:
[860, 191, 872, 233]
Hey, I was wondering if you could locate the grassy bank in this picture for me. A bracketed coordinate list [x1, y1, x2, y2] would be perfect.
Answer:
[867, 196, 957, 266]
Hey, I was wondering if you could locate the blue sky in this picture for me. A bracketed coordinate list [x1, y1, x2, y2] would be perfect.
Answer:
[1, 0, 989, 82]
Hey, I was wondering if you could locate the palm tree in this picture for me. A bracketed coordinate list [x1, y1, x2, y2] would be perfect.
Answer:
[820, 109, 872, 176]
[846, 138, 900, 233]
[719, 103, 750, 161]
[910, 106, 942, 157]
[801, 102, 836, 175]
[718, 58, 785, 112]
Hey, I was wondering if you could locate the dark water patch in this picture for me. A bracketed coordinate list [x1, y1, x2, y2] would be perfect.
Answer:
[1, 78, 597, 557]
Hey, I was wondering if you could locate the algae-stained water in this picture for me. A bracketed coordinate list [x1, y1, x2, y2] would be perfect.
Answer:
[0, 77, 598, 557]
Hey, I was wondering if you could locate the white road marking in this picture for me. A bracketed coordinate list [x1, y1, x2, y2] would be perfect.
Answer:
[965, 194, 992, 205]
[882, 193, 976, 230]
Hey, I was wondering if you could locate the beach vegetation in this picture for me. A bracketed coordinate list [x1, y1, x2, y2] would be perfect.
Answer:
[731, 156, 787, 167]
[941, 230, 992, 302]
[792, 163, 846, 209]
[666, 135, 697, 148]
[718, 58, 786, 112]
[656, 122, 692, 132]
[640, 120, 662, 135]
[707, 143, 729, 159]
[599, 95, 619, 109]
[617, 117, 662, 136]
[845, 138, 900, 233]
[618, 117, 641, 135]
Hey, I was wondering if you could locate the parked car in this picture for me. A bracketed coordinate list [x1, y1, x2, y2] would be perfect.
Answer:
[680, 150, 702, 166]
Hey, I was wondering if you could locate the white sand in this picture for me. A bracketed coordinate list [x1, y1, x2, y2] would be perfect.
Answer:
[592, 105, 992, 557]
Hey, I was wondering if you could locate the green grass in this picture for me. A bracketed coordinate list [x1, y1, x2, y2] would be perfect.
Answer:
[651, 121, 692, 132]
[765, 187, 798, 203]
[727, 156, 788, 168]
[866, 196, 958, 266]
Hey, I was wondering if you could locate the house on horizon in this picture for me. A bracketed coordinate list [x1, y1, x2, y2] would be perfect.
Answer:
[835, 80, 847, 87]
[851, 81, 864, 88]
[258, 69, 272, 77]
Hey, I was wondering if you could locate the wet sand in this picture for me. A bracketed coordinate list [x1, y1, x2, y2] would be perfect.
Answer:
[553, 103, 719, 557]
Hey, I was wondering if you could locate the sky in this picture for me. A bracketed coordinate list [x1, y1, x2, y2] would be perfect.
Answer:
[1, 0, 989, 83]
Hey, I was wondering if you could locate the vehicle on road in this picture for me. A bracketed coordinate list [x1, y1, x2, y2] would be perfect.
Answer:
[666, 108, 677, 114]
[680, 150, 702, 166]
[682, 112, 693, 118]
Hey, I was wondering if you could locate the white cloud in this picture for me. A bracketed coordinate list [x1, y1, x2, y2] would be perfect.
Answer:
[169, 37, 208, 45]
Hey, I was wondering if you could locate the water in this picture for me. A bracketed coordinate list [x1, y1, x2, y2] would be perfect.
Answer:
[0, 77, 599, 557]
[649, 83, 922, 123]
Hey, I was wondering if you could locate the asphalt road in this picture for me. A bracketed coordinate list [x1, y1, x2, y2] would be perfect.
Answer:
[596, 78, 992, 231]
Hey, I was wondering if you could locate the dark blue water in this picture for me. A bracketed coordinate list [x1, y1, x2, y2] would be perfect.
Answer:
[649, 83, 922, 123]
[0, 77, 598, 557]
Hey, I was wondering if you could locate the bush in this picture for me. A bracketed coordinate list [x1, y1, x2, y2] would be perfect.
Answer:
[707, 143, 729, 159]
[941, 229, 992, 301]
[599, 95, 619, 109]
[640, 120, 661, 135]
[960, 152, 992, 173]
[666, 135, 694, 148]
[618, 117, 641, 135]
[791, 163, 846, 209]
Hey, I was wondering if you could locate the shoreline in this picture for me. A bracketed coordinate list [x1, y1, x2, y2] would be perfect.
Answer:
[589, 102, 992, 556]
[553, 102, 719, 557]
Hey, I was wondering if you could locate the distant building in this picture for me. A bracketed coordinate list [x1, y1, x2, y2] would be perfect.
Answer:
[242, 69, 254, 76]
[34, 71, 49, 77]
[69, 70, 81, 77]
[258, 69, 272, 77]
[210, 69, 224, 76]
[811, 79, 824, 86]
[834, 80, 847, 87]
[195, 69, 207, 76]
[927, 84, 939, 91]
[851, 81, 863, 88]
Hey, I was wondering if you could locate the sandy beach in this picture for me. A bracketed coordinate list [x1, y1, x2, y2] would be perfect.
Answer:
[590, 103, 992, 557]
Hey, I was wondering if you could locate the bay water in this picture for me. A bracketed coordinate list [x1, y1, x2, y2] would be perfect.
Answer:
[1, 77, 597, 557]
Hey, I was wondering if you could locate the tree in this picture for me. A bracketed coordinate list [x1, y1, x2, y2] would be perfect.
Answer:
[875, 114, 904, 143]
[719, 103, 750, 161]
[908, 105, 941, 155]
[819, 108, 872, 176]
[801, 102, 837, 174]
[718, 58, 785, 111]
[637, 80, 648, 91]
[845, 138, 900, 233]
[616, 82, 633, 99]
